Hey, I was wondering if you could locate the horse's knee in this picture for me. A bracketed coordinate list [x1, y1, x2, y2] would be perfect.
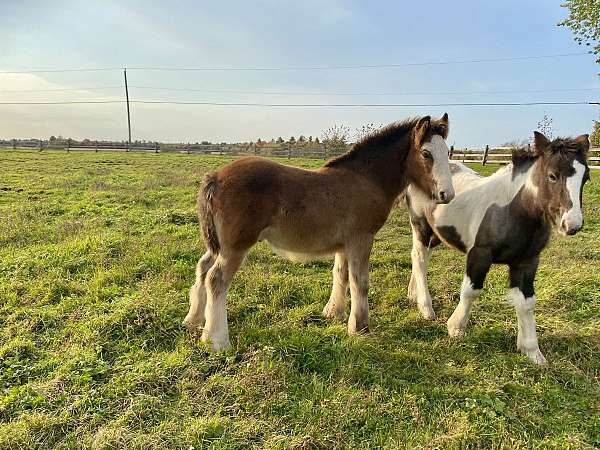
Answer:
[197, 252, 215, 283]
[206, 264, 225, 297]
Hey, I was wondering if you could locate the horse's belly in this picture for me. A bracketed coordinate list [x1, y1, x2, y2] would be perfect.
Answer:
[259, 226, 340, 262]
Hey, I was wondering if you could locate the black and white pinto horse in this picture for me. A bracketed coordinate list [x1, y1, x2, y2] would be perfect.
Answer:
[405, 131, 590, 364]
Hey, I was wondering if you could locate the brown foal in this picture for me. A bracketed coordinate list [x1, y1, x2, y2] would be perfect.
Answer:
[184, 114, 454, 350]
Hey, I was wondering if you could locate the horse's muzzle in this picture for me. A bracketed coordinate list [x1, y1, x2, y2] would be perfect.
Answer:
[433, 188, 455, 204]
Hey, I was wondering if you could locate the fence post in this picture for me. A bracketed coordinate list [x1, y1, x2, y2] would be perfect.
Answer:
[67, 138, 71, 153]
[126, 141, 129, 152]
[155, 142, 159, 153]
[462, 147, 466, 162]
[95, 141, 98, 153]
[324, 144, 328, 160]
[39, 140, 43, 152]
[187, 144, 190, 155]
[449, 145, 454, 159]
[482, 145, 489, 166]
[288, 145, 291, 159]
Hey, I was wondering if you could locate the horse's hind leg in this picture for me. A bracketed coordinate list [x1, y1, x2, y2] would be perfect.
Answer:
[322, 252, 348, 322]
[201, 249, 247, 351]
[408, 220, 436, 320]
[183, 251, 215, 331]
[346, 236, 374, 335]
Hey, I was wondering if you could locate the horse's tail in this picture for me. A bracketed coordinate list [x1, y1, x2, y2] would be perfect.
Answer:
[198, 172, 220, 255]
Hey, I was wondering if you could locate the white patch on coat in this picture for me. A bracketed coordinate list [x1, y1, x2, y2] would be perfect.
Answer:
[422, 135, 454, 200]
[507, 288, 546, 364]
[447, 275, 481, 336]
[561, 160, 586, 232]
[431, 162, 535, 251]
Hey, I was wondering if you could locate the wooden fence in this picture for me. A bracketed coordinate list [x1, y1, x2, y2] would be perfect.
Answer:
[0, 140, 347, 159]
[2, 140, 599, 168]
[448, 145, 600, 169]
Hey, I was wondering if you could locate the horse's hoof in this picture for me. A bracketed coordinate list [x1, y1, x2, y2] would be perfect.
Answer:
[447, 326, 466, 338]
[418, 305, 436, 320]
[348, 319, 370, 335]
[522, 348, 547, 365]
[201, 331, 231, 351]
[322, 304, 347, 322]
[182, 315, 203, 331]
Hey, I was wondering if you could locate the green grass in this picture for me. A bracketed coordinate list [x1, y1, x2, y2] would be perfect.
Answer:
[0, 150, 599, 449]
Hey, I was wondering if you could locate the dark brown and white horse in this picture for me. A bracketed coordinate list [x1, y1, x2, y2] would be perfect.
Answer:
[185, 114, 454, 350]
[405, 131, 590, 364]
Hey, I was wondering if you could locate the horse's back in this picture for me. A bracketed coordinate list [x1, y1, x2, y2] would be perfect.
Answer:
[449, 162, 484, 195]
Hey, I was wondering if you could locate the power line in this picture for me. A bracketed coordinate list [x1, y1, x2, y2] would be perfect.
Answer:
[0, 86, 122, 93]
[130, 85, 600, 96]
[0, 100, 596, 107]
[0, 52, 590, 74]
[0, 67, 122, 74]
[0, 100, 123, 105]
[126, 52, 591, 71]
[2, 85, 599, 97]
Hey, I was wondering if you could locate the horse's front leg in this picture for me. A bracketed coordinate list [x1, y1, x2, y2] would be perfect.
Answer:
[323, 252, 348, 322]
[509, 258, 546, 365]
[408, 222, 435, 320]
[346, 236, 374, 335]
[447, 247, 491, 337]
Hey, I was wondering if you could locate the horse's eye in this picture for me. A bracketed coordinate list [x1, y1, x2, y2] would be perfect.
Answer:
[548, 173, 558, 182]
[421, 150, 433, 160]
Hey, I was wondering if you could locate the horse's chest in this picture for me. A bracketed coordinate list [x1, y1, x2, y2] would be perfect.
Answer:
[475, 211, 549, 263]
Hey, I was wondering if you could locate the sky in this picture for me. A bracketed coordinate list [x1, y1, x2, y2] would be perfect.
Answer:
[1, 0, 599, 147]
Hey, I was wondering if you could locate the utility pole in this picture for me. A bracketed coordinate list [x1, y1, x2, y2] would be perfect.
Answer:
[124, 68, 132, 150]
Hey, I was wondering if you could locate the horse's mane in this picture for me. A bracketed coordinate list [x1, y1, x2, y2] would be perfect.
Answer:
[324, 118, 420, 168]
[511, 136, 588, 178]
[511, 147, 538, 168]
[548, 137, 587, 154]
[512, 136, 587, 168]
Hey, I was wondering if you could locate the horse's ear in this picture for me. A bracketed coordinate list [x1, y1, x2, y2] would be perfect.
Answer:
[533, 131, 551, 156]
[438, 113, 449, 139]
[575, 134, 590, 153]
[414, 115, 431, 146]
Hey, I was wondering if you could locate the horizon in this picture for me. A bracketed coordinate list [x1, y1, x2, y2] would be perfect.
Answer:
[2, 0, 599, 147]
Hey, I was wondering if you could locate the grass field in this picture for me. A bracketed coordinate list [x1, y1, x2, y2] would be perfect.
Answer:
[0, 150, 599, 449]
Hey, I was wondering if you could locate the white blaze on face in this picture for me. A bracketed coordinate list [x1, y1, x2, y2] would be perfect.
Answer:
[422, 135, 454, 203]
[562, 160, 586, 234]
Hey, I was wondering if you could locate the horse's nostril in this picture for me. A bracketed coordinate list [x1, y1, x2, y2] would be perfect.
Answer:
[439, 191, 446, 201]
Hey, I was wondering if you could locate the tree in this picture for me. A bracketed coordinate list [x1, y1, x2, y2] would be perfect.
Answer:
[288, 136, 296, 145]
[321, 124, 350, 148]
[276, 137, 284, 144]
[560, 0, 600, 62]
[355, 123, 383, 141]
[537, 113, 554, 139]
[501, 138, 531, 148]
[591, 118, 600, 147]
[298, 135, 306, 143]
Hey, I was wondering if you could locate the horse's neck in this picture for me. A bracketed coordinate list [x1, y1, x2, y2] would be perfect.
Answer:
[497, 161, 547, 222]
[341, 146, 410, 198]
[473, 161, 538, 205]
